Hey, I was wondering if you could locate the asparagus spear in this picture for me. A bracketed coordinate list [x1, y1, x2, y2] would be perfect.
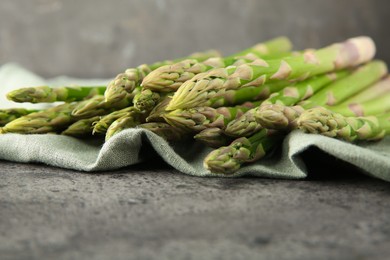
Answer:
[92, 106, 140, 135]
[253, 104, 305, 130]
[0, 95, 114, 134]
[254, 61, 387, 130]
[162, 101, 261, 132]
[260, 71, 350, 106]
[0, 108, 38, 126]
[166, 36, 375, 111]
[336, 75, 390, 105]
[285, 74, 390, 122]
[71, 89, 135, 119]
[146, 95, 173, 122]
[162, 80, 301, 137]
[136, 37, 293, 112]
[325, 91, 390, 117]
[104, 50, 221, 106]
[7, 85, 106, 103]
[71, 95, 117, 119]
[138, 122, 189, 142]
[194, 127, 233, 148]
[205, 87, 390, 174]
[132, 89, 166, 112]
[148, 79, 291, 125]
[72, 51, 220, 120]
[302, 60, 387, 106]
[141, 37, 293, 92]
[1, 103, 77, 134]
[255, 91, 390, 133]
[205, 79, 291, 108]
[251, 90, 390, 132]
[224, 70, 350, 136]
[232, 36, 293, 57]
[204, 129, 283, 174]
[62, 116, 100, 136]
[105, 111, 147, 141]
[297, 107, 390, 141]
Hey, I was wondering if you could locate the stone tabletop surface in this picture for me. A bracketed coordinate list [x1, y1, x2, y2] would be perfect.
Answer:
[1, 159, 389, 260]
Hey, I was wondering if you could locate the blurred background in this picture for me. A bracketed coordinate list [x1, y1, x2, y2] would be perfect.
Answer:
[0, 0, 389, 78]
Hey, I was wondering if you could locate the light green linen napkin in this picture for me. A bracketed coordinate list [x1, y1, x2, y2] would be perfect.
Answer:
[0, 63, 389, 181]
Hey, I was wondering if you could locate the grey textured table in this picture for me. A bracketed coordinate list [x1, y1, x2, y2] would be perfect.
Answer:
[1, 158, 389, 260]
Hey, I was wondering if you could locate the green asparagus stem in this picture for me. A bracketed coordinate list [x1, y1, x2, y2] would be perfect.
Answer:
[0, 94, 116, 134]
[145, 95, 173, 122]
[300, 60, 387, 106]
[1, 103, 77, 134]
[92, 106, 140, 134]
[194, 127, 233, 148]
[297, 107, 390, 141]
[61, 116, 100, 136]
[105, 112, 147, 141]
[233, 36, 293, 57]
[133, 89, 166, 112]
[147, 80, 291, 125]
[163, 101, 260, 132]
[71, 95, 112, 119]
[0, 108, 38, 126]
[71, 92, 132, 119]
[139, 80, 288, 121]
[254, 105, 305, 130]
[136, 37, 293, 112]
[141, 37, 293, 92]
[253, 60, 387, 131]
[206, 79, 291, 108]
[7, 85, 106, 103]
[74, 51, 220, 120]
[138, 122, 189, 142]
[326, 91, 390, 117]
[104, 50, 221, 106]
[336, 75, 390, 105]
[250, 89, 390, 132]
[166, 36, 376, 111]
[224, 70, 349, 136]
[204, 129, 283, 174]
[260, 71, 350, 106]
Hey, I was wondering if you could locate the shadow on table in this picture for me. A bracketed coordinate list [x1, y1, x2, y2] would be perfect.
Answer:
[299, 147, 371, 181]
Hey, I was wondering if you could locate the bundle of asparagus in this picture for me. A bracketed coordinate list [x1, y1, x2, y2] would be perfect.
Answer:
[2, 36, 389, 175]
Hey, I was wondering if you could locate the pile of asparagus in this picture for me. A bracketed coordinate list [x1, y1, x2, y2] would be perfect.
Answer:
[1, 36, 390, 174]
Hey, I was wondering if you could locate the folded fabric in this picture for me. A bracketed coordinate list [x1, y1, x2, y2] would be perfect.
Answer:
[0, 63, 389, 182]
